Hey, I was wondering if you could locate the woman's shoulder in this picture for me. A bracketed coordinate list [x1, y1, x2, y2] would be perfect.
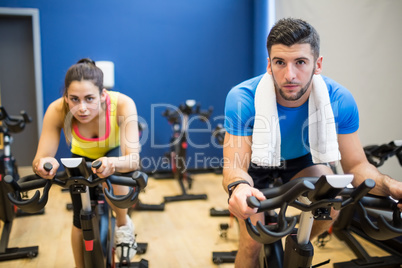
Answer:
[107, 91, 132, 104]
[111, 91, 136, 117]
[47, 98, 65, 114]
[46, 98, 65, 120]
[43, 98, 65, 128]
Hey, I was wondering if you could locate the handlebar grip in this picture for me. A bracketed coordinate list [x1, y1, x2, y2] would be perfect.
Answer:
[351, 179, 376, 201]
[132, 171, 148, 189]
[340, 179, 376, 208]
[92, 160, 102, 169]
[4, 175, 21, 192]
[247, 196, 261, 209]
[44, 163, 53, 172]
[21, 110, 32, 123]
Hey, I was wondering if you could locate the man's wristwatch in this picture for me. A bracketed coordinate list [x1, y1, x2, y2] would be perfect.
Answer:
[227, 180, 251, 200]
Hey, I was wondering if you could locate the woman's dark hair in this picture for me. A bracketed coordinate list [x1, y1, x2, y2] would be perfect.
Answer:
[63, 58, 104, 96]
[62, 58, 104, 143]
[267, 18, 320, 60]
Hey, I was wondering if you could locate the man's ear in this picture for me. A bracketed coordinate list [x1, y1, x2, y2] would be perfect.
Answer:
[267, 58, 272, 75]
[314, 56, 323, 75]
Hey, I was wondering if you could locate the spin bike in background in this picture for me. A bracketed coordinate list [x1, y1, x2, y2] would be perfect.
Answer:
[130, 122, 165, 212]
[6, 158, 149, 268]
[211, 123, 225, 148]
[210, 124, 232, 217]
[364, 140, 402, 168]
[211, 123, 225, 175]
[155, 100, 213, 203]
[330, 139, 402, 267]
[0, 106, 40, 261]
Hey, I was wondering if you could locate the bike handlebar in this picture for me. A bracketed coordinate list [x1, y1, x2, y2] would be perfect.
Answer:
[364, 140, 402, 167]
[0, 106, 32, 134]
[162, 100, 213, 124]
[245, 175, 402, 244]
[212, 124, 225, 146]
[5, 158, 148, 214]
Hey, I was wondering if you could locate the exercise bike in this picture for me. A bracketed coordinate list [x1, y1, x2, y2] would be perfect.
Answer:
[329, 140, 402, 267]
[245, 174, 402, 268]
[5, 157, 149, 267]
[364, 140, 402, 168]
[0, 106, 41, 261]
[209, 124, 231, 217]
[131, 122, 165, 212]
[155, 100, 213, 203]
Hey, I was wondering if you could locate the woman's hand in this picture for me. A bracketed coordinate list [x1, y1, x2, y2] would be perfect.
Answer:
[34, 157, 59, 180]
[228, 184, 266, 220]
[92, 157, 115, 178]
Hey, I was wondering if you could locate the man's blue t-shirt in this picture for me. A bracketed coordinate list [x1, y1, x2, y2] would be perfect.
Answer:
[224, 74, 359, 160]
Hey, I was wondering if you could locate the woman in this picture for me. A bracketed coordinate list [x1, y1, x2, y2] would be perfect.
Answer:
[32, 58, 140, 267]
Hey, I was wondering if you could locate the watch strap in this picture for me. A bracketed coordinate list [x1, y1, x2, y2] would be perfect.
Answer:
[227, 180, 250, 199]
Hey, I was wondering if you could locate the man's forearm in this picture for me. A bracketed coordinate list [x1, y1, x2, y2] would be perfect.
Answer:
[349, 162, 394, 196]
[222, 167, 254, 193]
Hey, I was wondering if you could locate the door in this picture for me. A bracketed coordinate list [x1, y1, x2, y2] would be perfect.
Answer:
[0, 9, 43, 166]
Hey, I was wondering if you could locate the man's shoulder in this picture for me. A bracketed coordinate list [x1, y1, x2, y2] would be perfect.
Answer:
[234, 74, 264, 90]
[322, 75, 347, 91]
[228, 74, 264, 99]
[322, 75, 353, 99]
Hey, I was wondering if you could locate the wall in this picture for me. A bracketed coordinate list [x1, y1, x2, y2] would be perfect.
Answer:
[276, 0, 402, 179]
[0, 0, 266, 172]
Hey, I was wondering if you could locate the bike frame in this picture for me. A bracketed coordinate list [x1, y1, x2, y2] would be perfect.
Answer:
[0, 108, 38, 261]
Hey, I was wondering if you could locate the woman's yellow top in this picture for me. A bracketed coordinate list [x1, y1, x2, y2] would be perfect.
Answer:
[71, 91, 120, 159]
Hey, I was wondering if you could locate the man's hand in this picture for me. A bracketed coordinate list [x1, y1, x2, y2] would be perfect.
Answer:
[386, 179, 402, 211]
[228, 184, 266, 220]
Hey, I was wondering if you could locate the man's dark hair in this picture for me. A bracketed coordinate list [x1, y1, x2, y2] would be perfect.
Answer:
[267, 18, 320, 59]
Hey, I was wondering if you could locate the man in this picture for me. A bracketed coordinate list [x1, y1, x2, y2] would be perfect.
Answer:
[223, 17, 402, 267]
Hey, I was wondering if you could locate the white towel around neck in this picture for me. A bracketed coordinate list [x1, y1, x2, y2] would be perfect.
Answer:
[251, 73, 340, 167]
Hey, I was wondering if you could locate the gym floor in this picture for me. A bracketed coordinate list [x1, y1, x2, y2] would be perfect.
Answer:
[0, 168, 392, 268]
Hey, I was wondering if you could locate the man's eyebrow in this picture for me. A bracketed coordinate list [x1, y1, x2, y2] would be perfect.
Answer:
[271, 56, 310, 61]
[295, 57, 310, 61]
